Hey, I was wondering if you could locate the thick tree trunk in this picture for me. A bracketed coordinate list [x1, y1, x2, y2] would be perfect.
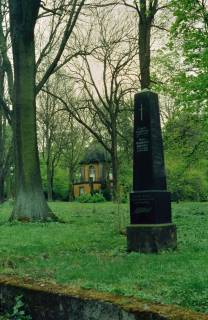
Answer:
[139, 19, 151, 89]
[0, 59, 5, 203]
[9, 0, 56, 221]
[0, 109, 4, 202]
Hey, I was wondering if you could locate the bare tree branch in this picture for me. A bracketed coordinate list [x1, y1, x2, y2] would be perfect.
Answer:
[42, 88, 111, 153]
[36, 0, 85, 94]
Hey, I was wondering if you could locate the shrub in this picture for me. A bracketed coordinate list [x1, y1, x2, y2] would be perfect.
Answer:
[91, 193, 106, 203]
[76, 193, 92, 203]
[167, 166, 208, 202]
[76, 193, 106, 203]
[101, 188, 112, 201]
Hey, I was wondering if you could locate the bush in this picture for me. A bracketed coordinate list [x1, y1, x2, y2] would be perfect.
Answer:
[167, 166, 208, 202]
[76, 193, 106, 203]
[101, 188, 112, 201]
[75, 193, 91, 203]
[91, 193, 106, 203]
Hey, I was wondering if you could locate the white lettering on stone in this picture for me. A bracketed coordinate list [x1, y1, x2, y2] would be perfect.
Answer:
[135, 126, 149, 152]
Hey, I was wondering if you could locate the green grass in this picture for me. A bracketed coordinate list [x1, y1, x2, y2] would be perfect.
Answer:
[0, 201, 208, 313]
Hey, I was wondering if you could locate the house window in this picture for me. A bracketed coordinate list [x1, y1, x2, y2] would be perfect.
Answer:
[79, 187, 84, 195]
[89, 165, 96, 181]
[80, 166, 85, 181]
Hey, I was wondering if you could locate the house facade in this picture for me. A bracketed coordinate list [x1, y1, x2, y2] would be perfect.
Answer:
[73, 149, 112, 198]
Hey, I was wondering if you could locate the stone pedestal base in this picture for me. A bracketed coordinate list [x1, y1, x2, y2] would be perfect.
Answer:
[127, 224, 177, 253]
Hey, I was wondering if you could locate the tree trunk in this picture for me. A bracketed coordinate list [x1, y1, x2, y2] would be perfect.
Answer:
[111, 118, 119, 201]
[68, 166, 74, 201]
[139, 14, 151, 89]
[47, 162, 53, 201]
[111, 150, 118, 202]
[0, 176, 4, 203]
[9, 0, 56, 221]
[0, 55, 5, 203]
[0, 109, 3, 203]
[68, 183, 74, 201]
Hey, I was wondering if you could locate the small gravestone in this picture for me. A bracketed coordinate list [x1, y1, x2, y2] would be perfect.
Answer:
[127, 90, 177, 253]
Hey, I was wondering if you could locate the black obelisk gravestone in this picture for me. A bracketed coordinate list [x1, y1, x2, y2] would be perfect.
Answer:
[127, 90, 177, 253]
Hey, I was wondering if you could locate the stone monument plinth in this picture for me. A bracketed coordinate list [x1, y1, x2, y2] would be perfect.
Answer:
[127, 90, 177, 253]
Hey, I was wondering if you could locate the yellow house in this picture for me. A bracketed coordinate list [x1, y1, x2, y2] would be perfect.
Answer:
[73, 149, 112, 198]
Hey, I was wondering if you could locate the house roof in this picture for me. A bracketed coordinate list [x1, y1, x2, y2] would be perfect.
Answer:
[80, 146, 111, 164]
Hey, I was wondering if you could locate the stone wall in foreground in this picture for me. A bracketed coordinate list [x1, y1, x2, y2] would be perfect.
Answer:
[0, 276, 207, 320]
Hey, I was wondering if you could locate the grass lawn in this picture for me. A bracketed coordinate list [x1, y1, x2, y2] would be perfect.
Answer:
[0, 201, 208, 314]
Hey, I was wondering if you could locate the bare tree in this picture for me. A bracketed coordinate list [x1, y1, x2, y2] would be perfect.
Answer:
[45, 8, 138, 200]
[37, 86, 87, 201]
[61, 117, 88, 201]
[37, 90, 66, 201]
[0, 0, 13, 123]
[0, 2, 13, 203]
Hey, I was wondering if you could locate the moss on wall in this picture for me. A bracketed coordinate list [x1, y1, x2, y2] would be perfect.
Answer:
[0, 276, 207, 320]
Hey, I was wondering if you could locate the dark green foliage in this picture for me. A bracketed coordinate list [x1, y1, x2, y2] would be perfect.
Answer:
[163, 111, 208, 201]
[9, 295, 31, 320]
[101, 188, 112, 201]
[41, 164, 69, 201]
[169, 0, 208, 106]
[0, 295, 31, 320]
[167, 166, 208, 201]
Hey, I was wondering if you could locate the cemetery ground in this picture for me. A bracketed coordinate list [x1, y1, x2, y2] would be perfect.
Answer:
[0, 201, 207, 315]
